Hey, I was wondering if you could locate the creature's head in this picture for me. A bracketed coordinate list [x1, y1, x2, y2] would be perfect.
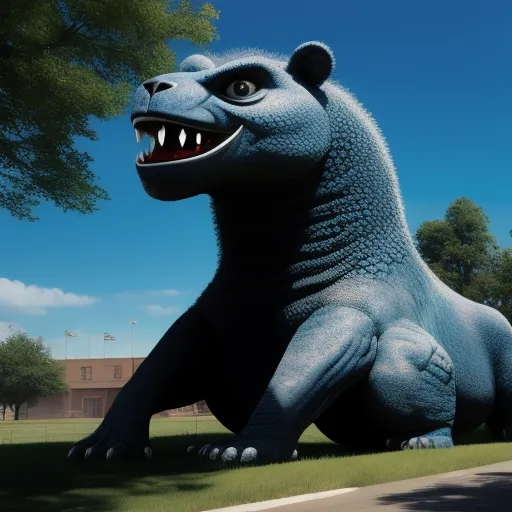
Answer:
[131, 42, 334, 201]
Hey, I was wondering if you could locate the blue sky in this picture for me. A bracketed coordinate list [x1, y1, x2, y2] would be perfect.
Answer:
[0, 0, 510, 359]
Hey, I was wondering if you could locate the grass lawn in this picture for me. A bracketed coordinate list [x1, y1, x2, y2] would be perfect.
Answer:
[0, 416, 511, 512]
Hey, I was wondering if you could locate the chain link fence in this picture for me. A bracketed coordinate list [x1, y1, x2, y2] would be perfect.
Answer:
[0, 414, 226, 445]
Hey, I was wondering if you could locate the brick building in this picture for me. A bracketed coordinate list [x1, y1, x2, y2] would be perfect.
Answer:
[21, 357, 209, 420]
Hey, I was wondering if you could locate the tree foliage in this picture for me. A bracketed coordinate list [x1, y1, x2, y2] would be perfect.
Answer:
[492, 249, 512, 322]
[0, 0, 220, 220]
[0, 328, 67, 420]
[415, 197, 512, 323]
[415, 197, 500, 295]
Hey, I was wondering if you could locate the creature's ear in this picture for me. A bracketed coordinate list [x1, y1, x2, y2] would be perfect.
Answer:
[180, 54, 216, 72]
[286, 41, 335, 88]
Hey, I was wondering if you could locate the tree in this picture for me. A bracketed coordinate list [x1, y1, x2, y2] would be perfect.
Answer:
[492, 249, 512, 323]
[0, 329, 67, 420]
[415, 197, 500, 301]
[0, 0, 220, 221]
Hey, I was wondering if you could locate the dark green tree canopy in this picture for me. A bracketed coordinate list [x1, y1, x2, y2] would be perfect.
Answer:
[0, 328, 67, 419]
[493, 248, 512, 322]
[0, 0, 219, 220]
[415, 197, 511, 323]
[415, 197, 500, 294]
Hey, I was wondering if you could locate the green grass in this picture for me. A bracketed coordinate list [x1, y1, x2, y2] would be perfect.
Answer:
[0, 416, 227, 444]
[1, 417, 511, 512]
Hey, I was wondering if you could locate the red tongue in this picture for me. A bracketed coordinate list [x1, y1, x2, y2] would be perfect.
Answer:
[148, 146, 201, 163]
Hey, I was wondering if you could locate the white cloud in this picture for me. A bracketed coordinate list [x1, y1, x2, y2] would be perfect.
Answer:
[145, 304, 181, 316]
[0, 278, 98, 315]
[113, 288, 183, 300]
[162, 289, 182, 296]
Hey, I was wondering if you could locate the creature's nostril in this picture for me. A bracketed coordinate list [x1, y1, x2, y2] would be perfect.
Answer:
[154, 82, 174, 93]
[143, 80, 175, 97]
[143, 82, 155, 94]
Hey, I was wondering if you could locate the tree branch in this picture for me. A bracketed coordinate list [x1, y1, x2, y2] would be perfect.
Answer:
[46, 17, 87, 51]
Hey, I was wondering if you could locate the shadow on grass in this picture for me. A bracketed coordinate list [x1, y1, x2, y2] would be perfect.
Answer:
[377, 472, 512, 511]
[0, 433, 232, 512]
[453, 425, 496, 446]
[0, 426, 498, 512]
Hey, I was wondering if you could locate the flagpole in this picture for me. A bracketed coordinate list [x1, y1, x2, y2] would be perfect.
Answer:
[131, 322, 134, 359]
[131, 321, 134, 375]
[64, 331, 78, 360]
[130, 320, 137, 376]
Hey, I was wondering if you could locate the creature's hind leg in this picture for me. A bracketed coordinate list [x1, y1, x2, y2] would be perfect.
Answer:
[367, 320, 456, 450]
[487, 349, 512, 442]
[68, 307, 213, 460]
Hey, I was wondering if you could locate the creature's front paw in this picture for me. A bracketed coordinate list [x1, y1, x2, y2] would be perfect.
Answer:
[400, 436, 434, 450]
[68, 415, 151, 461]
[400, 434, 453, 450]
[188, 437, 298, 465]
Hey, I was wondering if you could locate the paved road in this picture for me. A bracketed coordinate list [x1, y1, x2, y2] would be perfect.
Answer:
[270, 460, 512, 511]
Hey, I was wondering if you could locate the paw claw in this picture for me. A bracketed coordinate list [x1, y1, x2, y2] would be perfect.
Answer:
[401, 436, 434, 450]
[144, 446, 152, 459]
[419, 437, 431, 449]
[68, 447, 76, 458]
[106, 447, 114, 460]
[209, 447, 220, 460]
[84, 447, 93, 459]
[240, 447, 257, 463]
[221, 447, 237, 462]
[186, 445, 195, 454]
[198, 444, 210, 456]
[291, 449, 298, 460]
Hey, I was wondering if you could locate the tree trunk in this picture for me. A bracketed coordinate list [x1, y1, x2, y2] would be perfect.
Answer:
[14, 403, 20, 420]
[1, 404, 5, 421]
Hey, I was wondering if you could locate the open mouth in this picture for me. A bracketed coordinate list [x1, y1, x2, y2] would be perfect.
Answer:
[133, 117, 242, 166]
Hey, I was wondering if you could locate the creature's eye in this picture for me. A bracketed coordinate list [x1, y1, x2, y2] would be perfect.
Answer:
[202, 66, 269, 103]
[224, 80, 258, 99]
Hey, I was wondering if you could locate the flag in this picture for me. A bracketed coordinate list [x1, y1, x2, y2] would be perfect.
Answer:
[65, 330, 78, 337]
[104, 333, 116, 342]
[130, 320, 137, 324]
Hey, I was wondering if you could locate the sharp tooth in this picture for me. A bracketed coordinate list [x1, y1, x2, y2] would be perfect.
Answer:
[149, 136, 155, 154]
[196, 132, 201, 145]
[158, 125, 166, 146]
[179, 128, 186, 147]
[137, 151, 144, 163]
[135, 128, 143, 143]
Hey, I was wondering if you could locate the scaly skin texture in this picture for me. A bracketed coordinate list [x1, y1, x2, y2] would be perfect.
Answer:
[69, 42, 512, 465]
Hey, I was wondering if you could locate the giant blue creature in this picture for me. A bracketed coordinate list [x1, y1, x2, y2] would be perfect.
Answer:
[69, 42, 512, 465]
